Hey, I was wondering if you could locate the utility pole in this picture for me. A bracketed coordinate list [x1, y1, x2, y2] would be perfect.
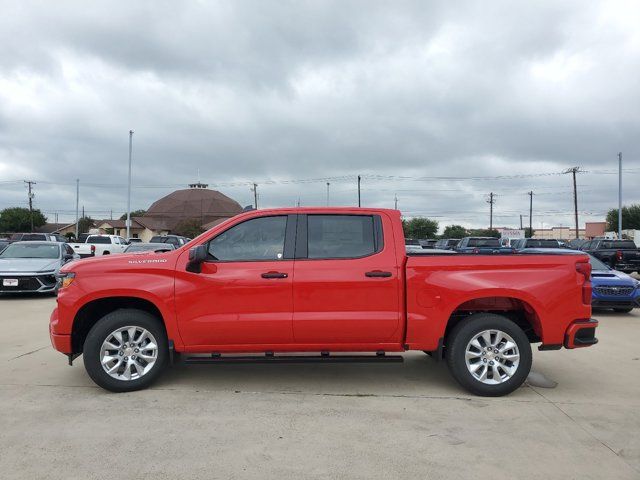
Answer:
[126, 130, 134, 239]
[528, 191, 533, 238]
[519, 214, 523, 230]
[564, 167, 582, 239]
[24, 180, 36, 232]
[75, 179, 79, 239]
[252, 183, 258, 209]
[326, 182, 330, 206]
[618, 152, 623, 239]
[487, 192, 495, 230]
[357, 175, 361, 207]
[394, 194, 398, 210]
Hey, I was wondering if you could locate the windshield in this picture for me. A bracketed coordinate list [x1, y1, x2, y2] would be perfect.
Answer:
[525, 239, 559, 248]
[600, 240, 637, 249]
[0, 243, 59, 259]
[589, 255, 610, 271]
[125, 244, 173, 252]
[87, 236, 112, 244]
[468, 238, 500, 247]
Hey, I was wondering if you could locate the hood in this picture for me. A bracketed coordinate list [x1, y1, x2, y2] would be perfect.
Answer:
[60, 250, 177, 274]
[0, 257, 60, 274]
[591, 269, 639, 287]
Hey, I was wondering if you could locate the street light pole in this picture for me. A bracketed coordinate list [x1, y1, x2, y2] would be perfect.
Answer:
[126, 130, 134, 239]
[75, 179, 79, 239]
[618, 152, 623, 239]
[326, 182, 330, 206]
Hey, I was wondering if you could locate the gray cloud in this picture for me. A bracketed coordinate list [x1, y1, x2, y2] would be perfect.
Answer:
[0, 0, 638, 231]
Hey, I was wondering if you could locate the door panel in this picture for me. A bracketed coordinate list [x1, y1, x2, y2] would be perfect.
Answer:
[175, 215, 295, 347]
[292, 214, 401, 344]
[175, 260, 294, 346]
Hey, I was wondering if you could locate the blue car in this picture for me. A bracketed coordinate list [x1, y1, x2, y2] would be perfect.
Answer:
[522, 248, 640, 313]
[590, 255, 640, 313]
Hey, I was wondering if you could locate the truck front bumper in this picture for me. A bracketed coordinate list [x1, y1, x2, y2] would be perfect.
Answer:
[50, 308, 72, 354]
[564, 319, 599, 349]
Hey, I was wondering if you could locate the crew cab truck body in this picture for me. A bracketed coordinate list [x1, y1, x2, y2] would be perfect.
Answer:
[50, 208, 597, 396]
[68, 234, 129, 258]
[580, 239, 640, 274]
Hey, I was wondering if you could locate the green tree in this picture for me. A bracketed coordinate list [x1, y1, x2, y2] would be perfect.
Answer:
[64, 232, 75, 241]
[77, 216, 95, 234]
[606, 204, 640, 231]
[173, 218, 204, 238]
[467, 228, 500, 238]
[442, 224, 468, 239]
[0, 207, 47, 232]
[402, 217, 439, 239]
[524, 227, 534, 238]
[120, 210, 147, 220]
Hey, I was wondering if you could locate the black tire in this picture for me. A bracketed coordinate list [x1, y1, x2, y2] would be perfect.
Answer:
[103, 251, 110, 255]
[446, 313, 532, 397]
[613, 307, 634, 313]
[83, 309, 168, 392]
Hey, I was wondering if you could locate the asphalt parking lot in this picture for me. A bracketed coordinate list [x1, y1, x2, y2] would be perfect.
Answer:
[1, 296, 639, 479]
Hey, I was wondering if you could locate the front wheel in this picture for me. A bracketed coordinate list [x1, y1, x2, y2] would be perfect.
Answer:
[446, 313, 532, 396]
[83, 309, 168, 392]
[613, 307, 634, 313]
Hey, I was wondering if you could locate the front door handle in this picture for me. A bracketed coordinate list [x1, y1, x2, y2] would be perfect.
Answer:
[365, 270, 392, 278]
[261, 271, 288, 279]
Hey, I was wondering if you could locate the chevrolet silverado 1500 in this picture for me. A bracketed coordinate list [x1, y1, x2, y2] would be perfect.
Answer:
[50, 208, 598, 396]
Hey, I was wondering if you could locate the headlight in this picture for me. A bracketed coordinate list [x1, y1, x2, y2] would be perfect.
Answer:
[56, 272, 76, 289]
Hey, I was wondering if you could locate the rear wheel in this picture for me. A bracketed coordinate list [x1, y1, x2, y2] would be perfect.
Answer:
[83, 309, 168, 392]
[613, 307, 634, 313]
[446, 313, 532, 396]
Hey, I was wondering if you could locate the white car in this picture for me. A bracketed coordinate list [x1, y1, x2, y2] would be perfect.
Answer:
[68, 235, 129, 258]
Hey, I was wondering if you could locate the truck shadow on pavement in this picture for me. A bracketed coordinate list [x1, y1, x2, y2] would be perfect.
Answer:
[151, 353, 477, 398]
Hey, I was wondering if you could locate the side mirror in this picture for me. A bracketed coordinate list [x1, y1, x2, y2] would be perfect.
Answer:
[187, 245, 208, 273]
[63, 253, 74, 262]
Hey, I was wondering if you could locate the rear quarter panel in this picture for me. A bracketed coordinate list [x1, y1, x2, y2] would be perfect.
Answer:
[405, 254, 591, 350]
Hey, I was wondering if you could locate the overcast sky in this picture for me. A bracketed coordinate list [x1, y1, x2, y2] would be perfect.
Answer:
[0, 0, 638, 231]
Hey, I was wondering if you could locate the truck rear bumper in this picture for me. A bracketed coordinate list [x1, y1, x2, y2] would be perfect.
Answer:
[564, 319, 598, 349]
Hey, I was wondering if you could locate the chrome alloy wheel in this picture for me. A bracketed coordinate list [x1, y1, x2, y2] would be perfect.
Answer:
[465, 329, 520, 385]
[100, 326, 158, 381]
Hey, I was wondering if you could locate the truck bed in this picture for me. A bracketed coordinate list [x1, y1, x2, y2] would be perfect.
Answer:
[404, 252, 592, 350]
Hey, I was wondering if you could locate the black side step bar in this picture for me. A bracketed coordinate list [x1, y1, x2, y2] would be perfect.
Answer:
[184, 354, 404, 364]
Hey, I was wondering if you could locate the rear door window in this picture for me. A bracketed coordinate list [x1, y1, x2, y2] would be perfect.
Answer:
[307, 215, 376, 259]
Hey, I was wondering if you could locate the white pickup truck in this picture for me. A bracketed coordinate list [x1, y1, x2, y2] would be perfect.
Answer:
[68, 234, 129, 258]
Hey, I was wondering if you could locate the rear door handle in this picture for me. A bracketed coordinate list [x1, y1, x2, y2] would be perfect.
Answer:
[261, 272, 288, 279]
[365, 270, 392, 278]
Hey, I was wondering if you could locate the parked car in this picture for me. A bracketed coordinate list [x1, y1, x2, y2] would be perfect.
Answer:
[418, 239, 438, 249]
[405, 238, 420, 247]
[127, 238, 143, 243]
[406, 247, 457, 255]
[511, 238, 560, 250]
[51, 207, 597, 396]
[580, 239, 640, 273]
[456, 237, 513, 254]
[124, 242, 176, 253]
[8, 232, 61, 243]
[589, 254, 640, 313]
[524, 248, 639, 313]
[68, 235, 129, 258]
[0, 239, 9, 253]
[566, 238, 587, 250]
[0, 242, 79, 294]
[149, 235, 190, 248]
[434, 238, 460, 250]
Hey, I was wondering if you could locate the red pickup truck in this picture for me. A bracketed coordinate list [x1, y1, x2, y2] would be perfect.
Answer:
[50, 208, 598, 396]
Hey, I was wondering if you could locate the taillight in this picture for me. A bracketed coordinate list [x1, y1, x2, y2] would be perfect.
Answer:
[576, 259, 592, 304]
[91, 245, 96, 254]
[616, 250, 623, 262]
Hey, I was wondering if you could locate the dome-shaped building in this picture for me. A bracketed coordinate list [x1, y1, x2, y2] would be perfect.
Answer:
[141, 182, 243, 232]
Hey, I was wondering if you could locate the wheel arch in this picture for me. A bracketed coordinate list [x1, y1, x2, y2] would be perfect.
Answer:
[71, 297, 166, 354]
[444, 295, 543, 347]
